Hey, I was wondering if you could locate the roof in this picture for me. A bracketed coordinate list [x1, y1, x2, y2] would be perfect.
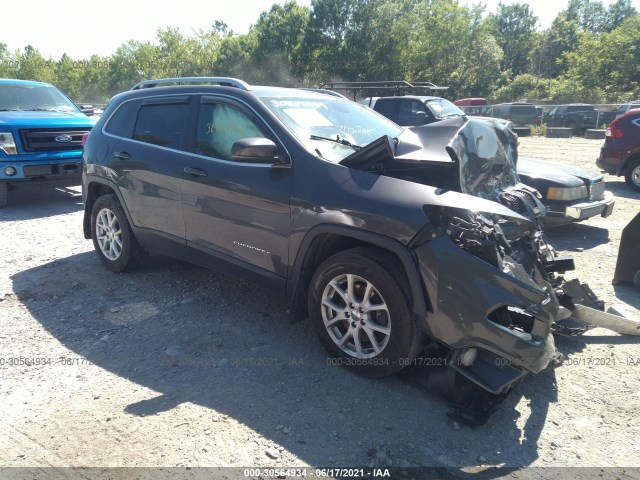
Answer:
[377, 95, 444, 101]
[126, 77, 351, 101]
[0, 78, 52, 87]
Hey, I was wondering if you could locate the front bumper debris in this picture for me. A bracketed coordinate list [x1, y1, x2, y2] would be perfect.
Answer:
[414, 236, 560, 394]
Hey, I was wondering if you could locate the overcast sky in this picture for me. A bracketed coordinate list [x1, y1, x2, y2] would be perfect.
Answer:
[2, 0, 632, 60]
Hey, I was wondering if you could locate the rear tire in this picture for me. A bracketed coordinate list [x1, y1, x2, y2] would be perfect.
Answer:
[90, 194, 144, 272]
[0, 183, 8, 208]
[308, 247, 423, 378]
[624, 158, 640, 192]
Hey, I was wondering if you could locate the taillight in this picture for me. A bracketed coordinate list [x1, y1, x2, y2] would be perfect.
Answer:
[607, 118, 623, 138]
[81, 132, 89, 146]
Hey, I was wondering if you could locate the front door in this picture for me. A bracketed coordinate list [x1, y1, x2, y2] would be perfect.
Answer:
[180, 96, 292, 288]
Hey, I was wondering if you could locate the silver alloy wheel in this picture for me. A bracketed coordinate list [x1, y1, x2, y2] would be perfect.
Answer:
[632, 164, 640, 187]
[95, 207, 123, 261]
[321, 273, 391, 358]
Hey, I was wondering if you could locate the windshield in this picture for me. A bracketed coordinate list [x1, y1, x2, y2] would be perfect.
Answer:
[0, 84, 80, 112]
[261, 96, 403, 162]
[425, 98, 465, 119]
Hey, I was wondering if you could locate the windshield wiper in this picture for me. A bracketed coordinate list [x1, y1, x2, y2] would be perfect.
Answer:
[310, 134, 362, 150]
[439, 113, 464, 119]
[24, 108, 60, 112]
[0, 108, 19, 111]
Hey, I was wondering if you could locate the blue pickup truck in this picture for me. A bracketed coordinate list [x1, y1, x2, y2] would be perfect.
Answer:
[0, 78, 95, 207]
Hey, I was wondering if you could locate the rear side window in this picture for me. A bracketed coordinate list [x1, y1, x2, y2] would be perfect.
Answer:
[104, 100, 139, 138]
[133, 102, 190, 149]
[195, 102, 265, 160]
[373, 100, 398, 120]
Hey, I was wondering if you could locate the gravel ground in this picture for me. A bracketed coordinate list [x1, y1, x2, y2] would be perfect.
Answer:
[1, 137, 639, 479]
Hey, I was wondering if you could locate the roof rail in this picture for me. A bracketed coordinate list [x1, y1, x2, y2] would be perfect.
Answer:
[131, 77, 251, 91]
[320, 80, 448, 100]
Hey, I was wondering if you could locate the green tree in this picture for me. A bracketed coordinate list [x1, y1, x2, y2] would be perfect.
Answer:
[399, 0, 502, 98]
[486, 2, 538, 77]
[605, 0, 637, 31]
[15, 46, 55, 83]
[0, 43, 18, 78]
[566, 0, 607, 33]
[538, 12, 579, 77]
[493, 73, 548, 101]
[561, 14, 640, 101]
[214, 31, 260, 82]
[55, 54, 82, 100]
[252, 1, 311, 83]
[106, 40, 161, 94]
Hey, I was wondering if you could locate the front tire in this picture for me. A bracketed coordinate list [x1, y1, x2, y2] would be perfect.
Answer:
[308, 247, 423, 378]
[90, 194, 143, 272]
[624, 158, 640, 192]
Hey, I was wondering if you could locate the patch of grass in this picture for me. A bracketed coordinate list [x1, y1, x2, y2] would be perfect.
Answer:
[530, 124, 547, 136]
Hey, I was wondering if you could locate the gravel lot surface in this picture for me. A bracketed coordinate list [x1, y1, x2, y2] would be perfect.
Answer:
[1, 137, 639, 479]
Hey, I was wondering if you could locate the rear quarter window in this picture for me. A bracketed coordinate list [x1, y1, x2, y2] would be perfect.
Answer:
[104, 100, 140, 138]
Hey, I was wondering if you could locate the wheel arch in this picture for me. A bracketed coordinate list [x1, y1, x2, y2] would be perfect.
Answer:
[618, 151, 640, 177]
[83, 177, 131, 239]
[287, 225, 429, 321]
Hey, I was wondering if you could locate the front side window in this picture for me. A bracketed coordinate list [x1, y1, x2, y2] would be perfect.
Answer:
[132, 102, 190, 149]
[424, 98, 465, 119]
[195, 102, 265, 160]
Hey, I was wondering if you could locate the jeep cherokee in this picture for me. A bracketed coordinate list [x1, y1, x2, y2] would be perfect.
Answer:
[84, 77, 609, 395]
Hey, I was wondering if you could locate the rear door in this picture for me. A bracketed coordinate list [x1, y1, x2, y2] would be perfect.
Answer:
[372, 98, 400, 123]
[180, 95, 293, 290]
[108, 96, 192, 245]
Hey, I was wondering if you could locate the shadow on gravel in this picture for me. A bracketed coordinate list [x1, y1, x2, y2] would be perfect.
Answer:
[613, 284, 640, 311]
[545, 223, 610, 250]
[0, 182, 82, 220]
[604, 180, 640, 200]
[12, 252, 560, 474]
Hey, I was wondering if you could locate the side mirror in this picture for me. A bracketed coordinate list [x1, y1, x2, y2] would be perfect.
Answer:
[414, 111, 428, 121]
[78, 104, 95, 116]
[231, 137, 287, 166]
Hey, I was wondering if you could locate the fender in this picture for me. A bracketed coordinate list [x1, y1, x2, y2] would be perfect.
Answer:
[287, 224, 429, 319]
[82, 173, 133, 239]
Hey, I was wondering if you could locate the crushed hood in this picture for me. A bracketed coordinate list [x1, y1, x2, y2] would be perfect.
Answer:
[340, 116, 522, 203]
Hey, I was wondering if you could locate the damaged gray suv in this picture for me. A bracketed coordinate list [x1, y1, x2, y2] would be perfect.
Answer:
[82, 77, 603, 398]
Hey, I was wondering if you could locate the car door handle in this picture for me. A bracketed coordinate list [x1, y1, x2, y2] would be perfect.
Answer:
[184, 167, 208, 177]
[114, 151, 131, 160]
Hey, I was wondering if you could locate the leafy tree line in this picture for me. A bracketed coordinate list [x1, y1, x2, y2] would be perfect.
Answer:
[0, 0, 638, 104]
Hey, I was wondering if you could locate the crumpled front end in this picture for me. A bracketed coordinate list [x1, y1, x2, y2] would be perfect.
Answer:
[411, 210, 564, 394]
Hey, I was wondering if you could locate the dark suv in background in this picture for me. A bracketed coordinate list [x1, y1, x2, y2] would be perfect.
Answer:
[488, 102, 538, 134]
[360, 95, 464, 126]
[83, 77, 612, 397]
[545, 104, 615, 131]
[597, 109, 640, 191]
